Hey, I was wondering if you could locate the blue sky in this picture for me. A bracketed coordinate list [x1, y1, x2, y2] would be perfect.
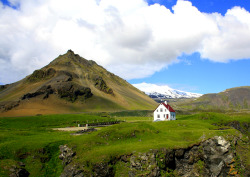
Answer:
[129, 52, 250, 93]
[148, 0, 250, 15]
[134, 0, 250, 93]
[0, 0, 250, 94]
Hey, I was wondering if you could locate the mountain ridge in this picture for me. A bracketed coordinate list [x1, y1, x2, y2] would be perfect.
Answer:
[173, 86, 250, 111]
[133, 82, 203, 99]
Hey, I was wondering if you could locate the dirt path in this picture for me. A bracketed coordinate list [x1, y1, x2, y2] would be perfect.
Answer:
[52, 127, 88, 131]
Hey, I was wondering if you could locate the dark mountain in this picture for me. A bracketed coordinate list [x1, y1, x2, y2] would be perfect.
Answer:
[0, 50, 157, 116]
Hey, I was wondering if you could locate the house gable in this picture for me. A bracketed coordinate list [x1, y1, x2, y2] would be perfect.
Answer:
[153, 101, 176, 121]
[162, 102, 175, 112]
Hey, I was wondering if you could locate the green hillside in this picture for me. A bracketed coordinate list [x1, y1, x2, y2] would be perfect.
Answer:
[173, 86, 250, 112]
[0, 112, 249, 176]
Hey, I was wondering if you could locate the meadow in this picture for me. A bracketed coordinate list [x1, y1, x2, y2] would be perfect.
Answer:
[0, 111, 249, 176]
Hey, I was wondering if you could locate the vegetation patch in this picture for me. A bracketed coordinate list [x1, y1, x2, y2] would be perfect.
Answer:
[0, 112, 249, 176]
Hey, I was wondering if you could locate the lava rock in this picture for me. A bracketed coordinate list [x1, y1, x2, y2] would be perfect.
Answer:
[59, 145, 76, 166]
[9, 165, 29, 177]
[60, 164, 84, 177]
[93, 76, 113, 95]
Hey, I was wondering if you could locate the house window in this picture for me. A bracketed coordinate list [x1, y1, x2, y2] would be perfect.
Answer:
[157, 114, 160, 118]
[163, 114, 165, 118]
[160, 108, 163, 112]
[165, 109, 166, 112]
[157, 109, 158, 112]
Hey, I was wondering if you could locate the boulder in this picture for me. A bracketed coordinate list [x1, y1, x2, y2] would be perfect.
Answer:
[59, 145, 76, 166]
[60, 164, 84, 177]
[9, 164, 29, 177]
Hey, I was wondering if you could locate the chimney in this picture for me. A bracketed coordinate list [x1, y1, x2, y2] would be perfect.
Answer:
[164, 101, 167, 105]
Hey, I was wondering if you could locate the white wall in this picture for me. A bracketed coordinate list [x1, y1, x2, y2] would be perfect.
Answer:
[153, 103, 176, 121]
[154, 104, 170, 121]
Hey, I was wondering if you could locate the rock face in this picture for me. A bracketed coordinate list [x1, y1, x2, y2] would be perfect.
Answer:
[127, 136, 236, 177]
[226, 121, 250, 134]
[175, 136, 234, 177]
[27, 68, 56, 82]
[21, 82, 92, 102]
[59, 145, 76, 166]
[9, 162, 29, 177]
[59, 145, 86, 177]
[59, 136, 241, 177]
[0, 101, 20, 112]
[93, 76, 114, 95]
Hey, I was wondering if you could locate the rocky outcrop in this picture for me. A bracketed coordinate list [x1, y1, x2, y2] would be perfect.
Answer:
[0, 84, 9, 92]
[65, 49, 97, 67]
[213, 121, 250, 135]
[59, 136, 243, 177]
[27, 68, 56, 82]
[21, 83, 92, 102]
[93, 76, 113, 95]
[0, 101, 20, 112]
[226, 121, 249, 134]
[55, 83, 93, 102]
[60, 164, 85, 177]
[9, 162, 29, 177]
[59, 145, 76, 166]
[123, 136, 237, 177]
[59, 145, 87, 177]
[176, 136, 234, 176]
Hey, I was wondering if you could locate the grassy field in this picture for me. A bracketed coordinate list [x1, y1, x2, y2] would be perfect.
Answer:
[0, 112, 249, 176]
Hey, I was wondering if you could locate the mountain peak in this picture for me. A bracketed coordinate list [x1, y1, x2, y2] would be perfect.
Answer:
[48, 50, 97, 68]
[67, 49, 74, 54]
[0, 51, 157, 116]
[133, 82, 203, 99]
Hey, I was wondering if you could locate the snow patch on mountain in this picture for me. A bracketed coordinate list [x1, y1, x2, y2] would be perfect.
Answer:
[133, 82, 203, 99]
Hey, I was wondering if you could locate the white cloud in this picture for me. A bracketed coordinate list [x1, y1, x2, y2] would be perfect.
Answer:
[199, 6, 250, 61]
[0, 0, 250, 84]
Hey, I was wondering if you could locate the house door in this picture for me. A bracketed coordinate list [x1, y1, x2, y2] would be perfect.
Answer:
[166, 114, 168, 119]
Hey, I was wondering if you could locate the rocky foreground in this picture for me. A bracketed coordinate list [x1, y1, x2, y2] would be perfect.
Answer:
[56, 136, 248, 177]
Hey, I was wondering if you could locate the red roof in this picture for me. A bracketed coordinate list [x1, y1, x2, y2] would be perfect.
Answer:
[162, 102, 175, 112]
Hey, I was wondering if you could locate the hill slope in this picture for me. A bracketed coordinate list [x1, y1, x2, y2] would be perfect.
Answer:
[174, 86, 250, 111]
[0, 50, 157, 116]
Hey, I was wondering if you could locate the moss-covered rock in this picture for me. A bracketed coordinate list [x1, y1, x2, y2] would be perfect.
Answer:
[93, 76, 113, 95]
[57, 83, 93, 102]
[21, 83, 92, 102]
[27, 68, 56, 82]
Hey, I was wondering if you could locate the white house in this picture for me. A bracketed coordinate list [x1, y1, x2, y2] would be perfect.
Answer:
[153, 101, 176, 121]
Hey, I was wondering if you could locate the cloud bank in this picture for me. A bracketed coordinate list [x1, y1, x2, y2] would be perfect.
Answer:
[0, 0, 250, 84]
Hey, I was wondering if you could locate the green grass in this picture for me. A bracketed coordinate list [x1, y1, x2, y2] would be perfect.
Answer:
[0, 112, 249, 176]
[110, 110, 153, 117]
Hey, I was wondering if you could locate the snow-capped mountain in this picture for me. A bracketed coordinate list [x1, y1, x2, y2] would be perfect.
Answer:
[133, 82, 203, 99]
